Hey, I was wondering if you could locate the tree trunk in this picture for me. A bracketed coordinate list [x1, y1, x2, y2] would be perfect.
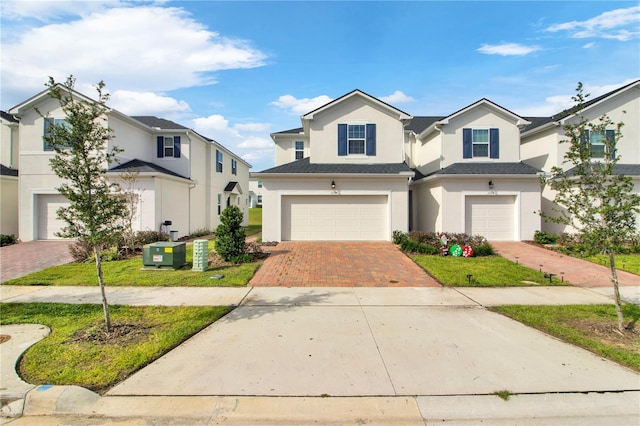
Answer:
[608, 251, 625, 332]
[93, 245, 112, 332]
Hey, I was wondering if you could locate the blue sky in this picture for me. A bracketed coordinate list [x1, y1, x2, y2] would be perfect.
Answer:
[2, 1, 639, 171]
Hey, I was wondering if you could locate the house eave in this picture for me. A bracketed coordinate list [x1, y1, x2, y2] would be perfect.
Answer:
[412, 173, 541, 184]
[253, 172, 415, 179]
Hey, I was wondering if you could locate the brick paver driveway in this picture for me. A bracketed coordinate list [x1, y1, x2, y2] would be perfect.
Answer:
[0, 240, 75, 282]
[250, 241, 441, 287]
[492, 241, 639, 287]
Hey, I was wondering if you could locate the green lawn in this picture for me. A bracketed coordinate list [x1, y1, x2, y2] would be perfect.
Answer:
[0, 303, 232, 393]
[248, 207, 262, 226]
[491, 304, 640, 372]
[583, 254, 640, 275]
[412, 255, 566, 287]
[3, 240, 259, 287]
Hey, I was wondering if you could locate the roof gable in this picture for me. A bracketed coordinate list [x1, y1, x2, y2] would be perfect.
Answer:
[302, 89, 412, 121]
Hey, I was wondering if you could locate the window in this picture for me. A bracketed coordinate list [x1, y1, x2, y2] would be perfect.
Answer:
[163, 137, 174, 157]
[157, 136, 181, 158]
[295, 141, 304, 160]
[257, 180, 263, 188]
[231, 158, 237, 175]
[587, 130, 615, 159]
[216, 150, 223, 173]
[472, 129, 489, 157]
[217, 194, 222, 215]
[257, 195, 262, 204]
[463, 128, 499, 159]
[338, 123, 376, 156]
[43, 118, 69, 151]
[348, 125, 366, 154]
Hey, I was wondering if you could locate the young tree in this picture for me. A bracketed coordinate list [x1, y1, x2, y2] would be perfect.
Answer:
[119, 168, 144, 256]
[541, 83, 640, 332]
[42, 76, 127, 332]
[215, 205, 247, 262]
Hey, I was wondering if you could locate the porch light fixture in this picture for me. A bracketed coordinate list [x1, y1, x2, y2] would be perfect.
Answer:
[488, 180, 494, 189]
[331, 180, 336, 189]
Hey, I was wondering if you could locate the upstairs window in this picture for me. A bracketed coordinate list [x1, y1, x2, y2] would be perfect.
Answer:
[231, 158, 237, 175]
[157, 136, 181, 158]
[463, 128, 499, 159]
[338, 123, 376, 156]
[43, 118, 69, 151]
[216, 150, 223, 173]
[217, 194, 222, 215]
[295, 141, 304, 160]
[257, 180, 263, 188]
[586, 129, 615, 159]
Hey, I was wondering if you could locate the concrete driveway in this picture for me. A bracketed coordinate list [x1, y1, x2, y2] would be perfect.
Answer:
[249, 241, 441, 287]
[0, 240, 75, 282]
[108, 287, 640, 397]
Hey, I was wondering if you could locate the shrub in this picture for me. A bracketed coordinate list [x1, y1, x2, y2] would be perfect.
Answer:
[534, 230, 557, 244]
[473, 243, 494, 257]
[215, 206, 247, 262]
[0, 234, 17, 247]
[132, 230, 170, 248]
[190, 228, 214, 238]
[392, 230, 408, 244]
[69, 240, 99, 262]
[400, 239, 439, 254]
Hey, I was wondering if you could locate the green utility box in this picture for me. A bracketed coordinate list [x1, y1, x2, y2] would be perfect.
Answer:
[192, 239, 209, 272]
[143, 242, 187, 270]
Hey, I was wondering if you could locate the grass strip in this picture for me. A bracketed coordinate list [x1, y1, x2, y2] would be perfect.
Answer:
[491, 304, 640, 372]
[412, 255, 566, 286]
[1, 303, 232, 393]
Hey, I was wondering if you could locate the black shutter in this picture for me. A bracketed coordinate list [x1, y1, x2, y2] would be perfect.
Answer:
[490, 128, 499, 159]
[338, 124, 347, 156]
[174, 136, 181, 158]
[366, 123, 376, 156]
[157, 136, 164, 158]
[606, 129, 616, 159]
[462, 128, 472, 158]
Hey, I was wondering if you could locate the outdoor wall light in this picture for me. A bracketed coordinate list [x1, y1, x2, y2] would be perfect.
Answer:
[331, 180, 336, 189]
[488, 180, 494, 189]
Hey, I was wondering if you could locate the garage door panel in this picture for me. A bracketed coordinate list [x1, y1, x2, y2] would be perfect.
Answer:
[465, 196, 515, 241]
[37, 194, 68, 240]
[282, 195, 387, 241]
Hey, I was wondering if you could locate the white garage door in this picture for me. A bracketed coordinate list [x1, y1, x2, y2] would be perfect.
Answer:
[465, 196, 515, 241]
[37, 194, 68, 240]
[282, 195, 387, 241]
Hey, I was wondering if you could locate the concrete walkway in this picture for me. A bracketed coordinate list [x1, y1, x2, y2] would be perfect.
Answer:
[0, 240, 74, 283]
[2, 285, 639, 424]
[492, 241, 640, 287]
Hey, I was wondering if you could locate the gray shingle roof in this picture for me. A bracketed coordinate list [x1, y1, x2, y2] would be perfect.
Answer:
[405, 116, 443, 134]
[565, 163, 640, 177]
[131, 116, 189, 130]
[0, 164, 18, 177]
[425, 162, 542, 177]
[273, 127, 304, 135]
[109, 159, 190, 180]
[1, 111, 18, 123]
[257, 157, 414, 175]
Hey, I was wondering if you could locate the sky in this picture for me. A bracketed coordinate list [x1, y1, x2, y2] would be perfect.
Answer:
[1, 1, 639, 171]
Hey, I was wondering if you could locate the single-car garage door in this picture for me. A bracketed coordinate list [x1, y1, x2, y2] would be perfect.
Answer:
[282, 195, 387, 241]
[465, 195, 515, 241]
[37, 194, 68, 240]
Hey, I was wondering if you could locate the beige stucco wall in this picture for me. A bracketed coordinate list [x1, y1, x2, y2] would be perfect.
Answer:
[272, 133, 309, 166]
[0, 176, 19, 236]
[306, 97, 405, 165]
[1, 118, 19, 169]
[260, 176, 410, 241]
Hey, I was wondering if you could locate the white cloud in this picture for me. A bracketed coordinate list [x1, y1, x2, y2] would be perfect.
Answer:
[271, 94, 333, 115]
[1, 5, 267, 106]
[234, 122, 271, 132]
[477, 43, 541, 56]
[545, 6, 640, 41]
[192, 115, 240, 139]
[379, 90, 415, 104]
[583, 42, 597, 49]
[238, 136, 273, 149]
[110, 90, 191, 116]
[0, 0, 120, 21]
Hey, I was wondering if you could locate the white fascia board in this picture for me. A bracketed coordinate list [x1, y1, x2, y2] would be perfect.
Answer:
[412, 173, 540, 185]
[252, 172, 415, 179]
[106, 171, 193, 185]
[520, 121, 561, 139]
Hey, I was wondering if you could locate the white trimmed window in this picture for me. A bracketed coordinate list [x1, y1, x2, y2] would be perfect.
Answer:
[588, 130, 615, 159]
[472, 129, 489, 157]
[347, 124, 366, 155]
[43, 118, 69, 151]
[295, 141, 304, 160]
[163, 137, 174, 157]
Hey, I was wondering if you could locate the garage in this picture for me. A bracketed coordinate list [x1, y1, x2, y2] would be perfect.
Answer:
[37, 194, 68, 240]
[465, 195, 515, 241]
[282, 195, 388, 241]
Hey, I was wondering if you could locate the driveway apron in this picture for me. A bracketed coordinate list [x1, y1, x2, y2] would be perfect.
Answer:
[250, 241, 440, 287]
[492, 241, 640, 287]
[0, 240, 75, 282]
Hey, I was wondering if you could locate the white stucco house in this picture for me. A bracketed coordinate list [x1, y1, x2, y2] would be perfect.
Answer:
[248, 178, 263, 208]
[255, 90, 542, 242]
[0, 111, 20, 236]
[521, 79, 640, 235]
[7, 85, 251, 242]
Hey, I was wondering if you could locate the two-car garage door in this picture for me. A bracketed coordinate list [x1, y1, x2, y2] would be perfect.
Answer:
[282, 195, 387, 241]
[465, 195, 515, 241]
